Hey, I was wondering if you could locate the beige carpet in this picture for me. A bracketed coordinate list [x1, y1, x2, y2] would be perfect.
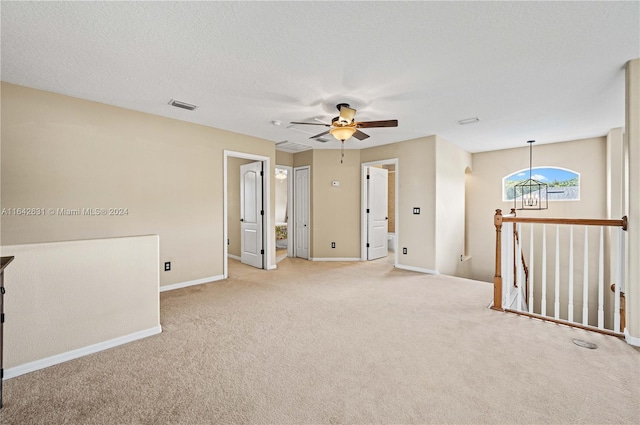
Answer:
[1, 257, 639, 424]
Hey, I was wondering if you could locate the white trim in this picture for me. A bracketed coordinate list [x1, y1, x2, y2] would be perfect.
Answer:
[310, 257, 361, 262]
[224, 150, 272, 278]
[227, 254, 241, 261]
[3, 325, 162, 380]
[361, 159, 399, 268]
[159, 275, 225, 292]
[624, 328, 640, 346]
[395, 263, 440, 275]
[268, 264, 277, 270]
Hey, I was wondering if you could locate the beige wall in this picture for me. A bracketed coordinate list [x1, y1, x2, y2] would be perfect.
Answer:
[227, 157, 254, 257]
[435, 136, 473, 276]
[276, 150, 294, 167]
[1, 235, 160, 371]
[362, 137, 438, 271]
[467, 137, 607, 283]
[310, 149, 361, 258]
[1, 83, 276, 287]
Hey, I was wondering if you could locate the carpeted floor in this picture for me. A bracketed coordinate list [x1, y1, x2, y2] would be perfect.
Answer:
[1, 257, 639, 424]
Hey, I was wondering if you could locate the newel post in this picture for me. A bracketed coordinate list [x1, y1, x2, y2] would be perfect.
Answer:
[493, 209, 503, 310]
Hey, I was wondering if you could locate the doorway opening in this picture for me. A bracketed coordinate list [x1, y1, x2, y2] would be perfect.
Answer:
[223, 150, 272, 278]
[275, 165, 293, 262]
[361, 159, 399, 266]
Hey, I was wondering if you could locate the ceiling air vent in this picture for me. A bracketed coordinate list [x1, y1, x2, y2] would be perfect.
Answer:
[168, 99, 198, 111]
[276, 141, 312, 153]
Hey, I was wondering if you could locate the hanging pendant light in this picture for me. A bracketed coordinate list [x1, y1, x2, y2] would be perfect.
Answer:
[514, 140, 548, 210]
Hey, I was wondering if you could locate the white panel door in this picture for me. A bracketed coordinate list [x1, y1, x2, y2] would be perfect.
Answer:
[367, 166, 388, 260]
[294, 166, 310, 259]
[240, 161, 263, 268]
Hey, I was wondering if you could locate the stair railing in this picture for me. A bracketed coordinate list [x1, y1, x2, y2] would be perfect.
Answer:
[492, 209, 627, 336]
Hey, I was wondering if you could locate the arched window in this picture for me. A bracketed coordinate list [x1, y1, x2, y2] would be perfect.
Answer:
[503, 167, 580, 202]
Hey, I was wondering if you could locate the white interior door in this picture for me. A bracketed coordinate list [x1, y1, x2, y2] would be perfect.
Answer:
[367, 166, 388, 260]
[294, 166, 310, 259]
[240, 161, 263, 268]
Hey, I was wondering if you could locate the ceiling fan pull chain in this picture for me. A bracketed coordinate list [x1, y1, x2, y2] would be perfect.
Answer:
[341, 141, 344, 164]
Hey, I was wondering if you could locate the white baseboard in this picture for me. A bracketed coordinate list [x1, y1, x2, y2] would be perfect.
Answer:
[310, 257, 361, 262]
[4, 325, 162, 380]
[624, 328, 640, 347]
[395, 264, 440, 275]
[227, 254, 241, 261]
[160, 275, 225, 292]
[268, 264, 277, 270]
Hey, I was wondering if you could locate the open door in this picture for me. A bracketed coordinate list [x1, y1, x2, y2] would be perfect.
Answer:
[367, 166, 388, 260]
[294, 166, 310, 259]
[240, 161, 264, 268]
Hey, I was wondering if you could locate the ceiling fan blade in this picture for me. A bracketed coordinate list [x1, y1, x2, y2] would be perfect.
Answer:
[356, 119, 398, 128]
[290, 121, 330, 127]
[353, 130, 370, 141]
[310, 130, 331, 139]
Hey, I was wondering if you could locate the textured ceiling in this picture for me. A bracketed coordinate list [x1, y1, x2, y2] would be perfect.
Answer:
[1, 1, 638, 153]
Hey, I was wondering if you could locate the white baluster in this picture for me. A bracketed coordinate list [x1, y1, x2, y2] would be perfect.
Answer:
[541, 224, 547, 316]
[517, 223, 523, 311]
[568, 225, 574, 323]
[502, 222, 511, 308]
[529, 223, 534, 314]
[555, 224, 560, 319]
[614, 227, 622, 332]
[583, 227, 589, 326]
[598, 226, 604, 329]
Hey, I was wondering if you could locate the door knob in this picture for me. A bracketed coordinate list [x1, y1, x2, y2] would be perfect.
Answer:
[240, 218, 244, 222]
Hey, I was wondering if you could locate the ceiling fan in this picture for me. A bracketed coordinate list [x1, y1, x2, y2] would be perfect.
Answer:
[290, 103, 398, 143]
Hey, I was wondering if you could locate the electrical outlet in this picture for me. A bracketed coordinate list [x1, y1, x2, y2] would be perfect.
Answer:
[331, 242, 336, 248]
[413, 207, 420, 214]
[403, 247, 407, 255]
[164, 262, 171, 271]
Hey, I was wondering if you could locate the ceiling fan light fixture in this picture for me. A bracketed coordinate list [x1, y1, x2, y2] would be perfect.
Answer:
[330, 126, 356, 142]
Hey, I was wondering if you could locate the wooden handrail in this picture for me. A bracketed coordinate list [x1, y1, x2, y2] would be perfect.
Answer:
[513, 226, 530, 309]
[502, 216, 627, 230]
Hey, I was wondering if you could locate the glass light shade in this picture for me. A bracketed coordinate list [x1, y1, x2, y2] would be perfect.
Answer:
[338, 106, 356, 124]
[275, 169, 287, 180]
[330, 126, 356, 141]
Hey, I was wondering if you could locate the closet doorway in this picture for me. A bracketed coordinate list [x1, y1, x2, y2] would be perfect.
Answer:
[275, 165, 293, 262]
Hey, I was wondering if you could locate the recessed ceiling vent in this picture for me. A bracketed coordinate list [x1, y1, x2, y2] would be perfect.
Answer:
[276, 141, 312, 153]
[168, 99, 198, 111]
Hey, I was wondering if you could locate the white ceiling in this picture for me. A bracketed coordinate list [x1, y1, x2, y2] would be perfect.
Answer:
[1, 1, 638, 153]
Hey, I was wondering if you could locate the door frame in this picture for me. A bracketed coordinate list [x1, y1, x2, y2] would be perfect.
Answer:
[293, 165, 311, 259]
[361, 158, 399, 266]
[224, 150, 272, 278]
[275, 164, 294, 259]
